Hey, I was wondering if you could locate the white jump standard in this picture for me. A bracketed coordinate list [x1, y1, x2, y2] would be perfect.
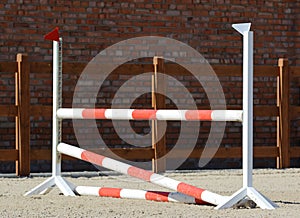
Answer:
[215, 23, 278, 209]
[25, 23, 277, 209]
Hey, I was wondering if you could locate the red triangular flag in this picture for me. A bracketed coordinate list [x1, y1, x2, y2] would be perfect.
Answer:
[44, 27, 59, 41]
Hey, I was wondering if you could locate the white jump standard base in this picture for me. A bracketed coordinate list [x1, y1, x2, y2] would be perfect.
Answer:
[24, 37, 76, 197]
[24, 175, 76, 196]
[215, 23, 278, 210]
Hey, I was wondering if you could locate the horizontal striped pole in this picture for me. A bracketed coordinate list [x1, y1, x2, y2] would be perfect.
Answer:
[57, 108, 243, 122]
[75, 186, 209, 205]
[58, 143, 227, 205]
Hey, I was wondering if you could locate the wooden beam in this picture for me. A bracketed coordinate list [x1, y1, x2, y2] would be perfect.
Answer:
[30, 149, 77, 161]
[1, 61, 280, 77]
[254, 146, 279, 158]
[290, 147, 300, 158]
[93, 147, 155, 160]
[112, 63, 153, 75]
[167, 146, 279, 159]
[212, 65, 277, 77]
[290, 66, 300, 77]
[152, 57, 166, 173]
[290, 106, 300, 119]
[29, 146, 280, 162]
[30, 148, 155, 160]
[16, 54, 31, 176]
[15, 60, 20, 176]
[253, 66, 279, 77]
[0, 149, 18, 161]
[254, 105, 278, 117]
[108, 63, 279, 77]
[0, 105, 18, 116]
[212, 65, 242, 76]
[0, 62, 17, 72]
[28, 62, 86, 74]
[30, 149, 51, 160]
[30, 105, 52, 117]
[277, 58, 290, 168]
[63, 62, 86, 74]
[163, 64, 278, 77]
[29, 62, 52, 74]
[2, 61, 280, 77]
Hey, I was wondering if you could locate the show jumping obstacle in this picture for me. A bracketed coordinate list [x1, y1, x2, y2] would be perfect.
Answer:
[25, 23, 277, 209]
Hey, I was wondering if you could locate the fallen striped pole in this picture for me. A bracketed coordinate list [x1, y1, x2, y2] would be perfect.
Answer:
[75, 186, 209, 205]
[58, 143, 227, 205]
[57, 108, 243, 122]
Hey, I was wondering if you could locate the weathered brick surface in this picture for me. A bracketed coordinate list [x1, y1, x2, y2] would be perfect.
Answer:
[0, 0, 299, 65]
[0, 1, 299, 172]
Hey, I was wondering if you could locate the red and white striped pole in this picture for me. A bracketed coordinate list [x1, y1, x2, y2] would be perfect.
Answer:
[75, 186, 209, 205]
[58, 143, 227, 205]
[57, 108, 243, 122]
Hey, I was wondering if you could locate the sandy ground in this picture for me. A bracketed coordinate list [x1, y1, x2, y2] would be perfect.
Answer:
[0, 168, 299, 218]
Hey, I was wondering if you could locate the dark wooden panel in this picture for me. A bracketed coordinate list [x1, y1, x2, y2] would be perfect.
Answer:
[254, 106, 278, 117]
[63, 62, 86, 74]
[30, 146, 279, 161]
[0, 105, 18, 116]
[0, 62, 16, 72]
[290, 66, 300, 77]
[29, 62, 52, 74]
[168, 146, 279, 159]
[254, 66, 278, 77]
[31, 148, 155, 161]
[30, 149, 51, 160]
[29, 62, 86, 75]
[0, 149, 18, 161]
[30, 105, 52, 117]
[290, 147, 300, 158]
[290, 106, 300, 119]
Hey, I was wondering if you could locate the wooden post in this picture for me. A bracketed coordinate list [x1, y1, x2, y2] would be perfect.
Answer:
[15, 59, 20, 175]
[16, 54, 30, 176]
[152, 57, 166, 173]
[277, 58, 290, 168]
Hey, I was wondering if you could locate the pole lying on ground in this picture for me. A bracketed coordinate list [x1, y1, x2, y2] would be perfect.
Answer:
[75, 186, 209, 205]
[58, 142, 227, 206]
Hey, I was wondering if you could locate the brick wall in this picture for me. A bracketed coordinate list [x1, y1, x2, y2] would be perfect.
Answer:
[0, 0, 299, 172]
[0, 0, 299, 65]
